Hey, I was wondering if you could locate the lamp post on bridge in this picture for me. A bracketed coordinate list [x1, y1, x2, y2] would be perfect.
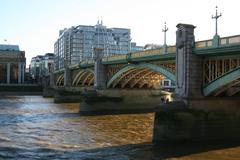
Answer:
[162, 22, 168, 54]
[212, 6, 222, 47]
[212, 6, 222, 36]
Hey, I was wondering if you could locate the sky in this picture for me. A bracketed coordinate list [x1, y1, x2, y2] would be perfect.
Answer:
[0, 0, 239, 66]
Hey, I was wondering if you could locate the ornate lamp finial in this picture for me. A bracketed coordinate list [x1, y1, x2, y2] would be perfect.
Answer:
[212, 6, 222, 36]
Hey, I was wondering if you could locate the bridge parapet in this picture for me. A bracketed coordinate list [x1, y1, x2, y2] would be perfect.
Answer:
[220, 35, 240, 46]
[54, 68, 65, 74]
[102, 54, 127, 63]
[195, 34, 240, 50]
[131, 48, 161, 58]
[68, 64, 79, 70]
[79, 59, 94, 67]
[195, 39, 213, 49]
[102, 46, 176, 64]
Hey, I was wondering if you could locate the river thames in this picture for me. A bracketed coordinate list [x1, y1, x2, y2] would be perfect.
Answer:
[0, 96, 239, 159]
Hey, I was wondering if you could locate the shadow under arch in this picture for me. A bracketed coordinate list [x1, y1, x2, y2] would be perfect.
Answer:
[107, 63, 176, 88]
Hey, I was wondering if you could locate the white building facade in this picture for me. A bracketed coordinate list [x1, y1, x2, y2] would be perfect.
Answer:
[54, 22, 132, 70]
[30, 53, 55, 81]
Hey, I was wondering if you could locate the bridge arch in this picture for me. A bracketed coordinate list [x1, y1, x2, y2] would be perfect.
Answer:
[107, 63, 176, 88]
[56, 74, 64, 86]
[203, 67, 240, 96]
[72, 68, 94, 86]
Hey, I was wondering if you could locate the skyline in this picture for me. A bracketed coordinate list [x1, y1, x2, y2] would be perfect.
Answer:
[0, 0, 240, 66]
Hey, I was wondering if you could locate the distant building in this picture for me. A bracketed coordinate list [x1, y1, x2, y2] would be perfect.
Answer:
[144, 44, 161, 50]
[54, 22, 131, 70]
[30, 55, 43, 81]
[41, 53, 55, 76]
[130, 42, 144, 52]
[30, 53, 54, 81]
[0, 44, 26, 84]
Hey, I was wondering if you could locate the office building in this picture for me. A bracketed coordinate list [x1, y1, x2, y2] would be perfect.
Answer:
[54, 22, 131, 70]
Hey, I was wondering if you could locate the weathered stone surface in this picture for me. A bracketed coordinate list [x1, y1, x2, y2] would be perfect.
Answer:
[175, 23, 203, 100]
[153, 102, 240, 144]
[64, 67, 71, 87]
[53, 89, 82, 103]
[42, 87, 55, 97]
[94, 48, 106, 89]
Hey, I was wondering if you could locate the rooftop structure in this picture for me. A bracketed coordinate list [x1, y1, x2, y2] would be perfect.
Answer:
[0, 44, 19, 51]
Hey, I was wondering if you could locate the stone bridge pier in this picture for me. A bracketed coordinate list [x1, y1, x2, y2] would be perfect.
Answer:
[153, 24, 240, 143]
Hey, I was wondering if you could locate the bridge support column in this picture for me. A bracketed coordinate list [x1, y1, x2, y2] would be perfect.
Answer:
[94, 48, 106, 89]
[50, 72, 55, 87]
[153, 23, 240, 144]
[7, 63, 10, 84]
[64, 67, 71, 87]
[42, 72, 55, 98]
[175, 23, 203, 102]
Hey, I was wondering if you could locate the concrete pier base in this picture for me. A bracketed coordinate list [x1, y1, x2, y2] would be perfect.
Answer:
[186, 97, 240, 112]
[79, 89, 171, 115]
[79, 96, 163, 115]
[152, 100, 240, 144]
[42, 87, 55, 98]
[51, 87, 88, 103]
[54, 90, 82, 103]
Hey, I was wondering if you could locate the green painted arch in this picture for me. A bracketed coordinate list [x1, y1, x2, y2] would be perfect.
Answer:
[107, 63, 176, 88]
[72, 68, 94, 85]
[203, 67, 240, 96]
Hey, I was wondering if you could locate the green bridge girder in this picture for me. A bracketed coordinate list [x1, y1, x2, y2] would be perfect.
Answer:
[203, 67, 240, 96]
[107, 63, 176, 88]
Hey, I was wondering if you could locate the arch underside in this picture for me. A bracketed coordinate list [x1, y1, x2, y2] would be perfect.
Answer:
[203, 67, 240, 96]
[107, 63, 176, 89]
[72, 69, 94, 86]
[56, 74, 64, 86]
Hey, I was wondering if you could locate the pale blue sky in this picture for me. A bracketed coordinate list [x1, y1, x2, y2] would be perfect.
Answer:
[0, 0, 239, 65]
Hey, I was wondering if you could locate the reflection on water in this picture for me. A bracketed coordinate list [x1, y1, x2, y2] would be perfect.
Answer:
[0, 96, 153, 159]
[0, 96, 239, 160]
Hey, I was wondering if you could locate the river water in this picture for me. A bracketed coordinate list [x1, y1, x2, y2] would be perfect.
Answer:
[0, 96, 239, 160]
